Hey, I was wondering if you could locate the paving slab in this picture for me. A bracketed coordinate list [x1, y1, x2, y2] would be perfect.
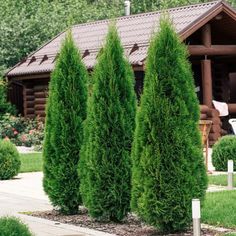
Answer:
[0, 172, 114, 236]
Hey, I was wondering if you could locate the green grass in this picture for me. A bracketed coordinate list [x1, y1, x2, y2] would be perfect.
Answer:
[208, 175, 236, 187]
[20, 153, 43, 173]
[202, 191, 236, 228]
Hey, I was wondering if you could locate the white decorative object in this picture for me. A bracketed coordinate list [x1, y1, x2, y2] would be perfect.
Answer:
[228, 160, 234, 190]
[229, 119, 236, 134]
[192, 199, 201, 236]
[228, 160, 234, 173]
[212, 100, 229, 116]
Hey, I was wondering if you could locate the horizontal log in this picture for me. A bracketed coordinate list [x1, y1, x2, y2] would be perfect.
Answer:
[35, 104, 45, 110]
[228, 103, 236, 113]
[200, 113, 208, 119]
[25, 95, 34, 101]
[34, 85, 48, 92]
[26, 101, 34, 108]
[200, 105, 210, 113]
[25, 89, 34, 96]
[209, 132, 221, 141]
[221, 129, 228, 135]
[35, 98, 47, 105]
[209, 117, 222, 125]
[207, 109, 220, 118]
[34, 91, 46, 99]
[188, 45, 236, 56]
[25, 108, 35, 114]
[210, 125, 222, 133]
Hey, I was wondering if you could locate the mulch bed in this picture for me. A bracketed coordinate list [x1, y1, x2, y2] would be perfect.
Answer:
[30, 209, 221, 236]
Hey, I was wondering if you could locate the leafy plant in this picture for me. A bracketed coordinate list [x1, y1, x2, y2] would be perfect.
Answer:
[0, 114, 44, 149]
[212, 135, 236, 171]
[0, 140, 21, 180]
[79, 24, 136, 221]
[131, 18, 207, 233]
[0, 217, 32, 236]
[43, 31, 87, 215]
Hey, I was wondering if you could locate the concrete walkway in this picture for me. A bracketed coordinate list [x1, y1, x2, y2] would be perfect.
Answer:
[0, 172, 114, 236]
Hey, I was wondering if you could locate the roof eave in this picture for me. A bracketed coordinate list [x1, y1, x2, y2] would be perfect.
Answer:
[180, 1, 223, 40]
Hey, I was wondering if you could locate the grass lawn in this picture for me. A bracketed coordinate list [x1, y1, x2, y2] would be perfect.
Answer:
[20, 153, 43, 173]
[208, 175, 236, 187]
[202, 191, 236, 229]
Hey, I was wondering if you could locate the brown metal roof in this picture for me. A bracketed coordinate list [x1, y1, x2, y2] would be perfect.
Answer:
[7, 0, 235, 77]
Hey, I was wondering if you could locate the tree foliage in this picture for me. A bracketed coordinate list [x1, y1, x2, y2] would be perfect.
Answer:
[0, 78, 15, 115]
[131, 18, 207, 233]
[43, 31, 87, 215]
[79, 24, 136, 221]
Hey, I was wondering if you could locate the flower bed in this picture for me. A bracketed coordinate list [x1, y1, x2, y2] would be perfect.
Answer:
[30, 210, 221, 236]
[0, 113, 44, 151]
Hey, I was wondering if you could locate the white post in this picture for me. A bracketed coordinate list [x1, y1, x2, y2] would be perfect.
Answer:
[192, 199, 201, 236]
[124, 0, 131, 16]
[228, 160, 234, 190]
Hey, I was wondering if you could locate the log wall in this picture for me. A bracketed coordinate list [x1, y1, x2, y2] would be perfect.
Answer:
[200, 105, 227, 146]
[34, 84, 48, 119]
[23, 79, 49, 120]
[23, 83, 35, 118]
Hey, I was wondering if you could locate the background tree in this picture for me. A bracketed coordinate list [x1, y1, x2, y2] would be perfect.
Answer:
[131, 18, 207, 233]
[0, 78, 15, 115]
[43, 31, 87, 215]
[79, 24, 136, 221]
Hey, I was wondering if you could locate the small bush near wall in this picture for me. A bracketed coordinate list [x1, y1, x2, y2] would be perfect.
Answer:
[212, 135, 236, 171]
[0, 217, 32, 236]
[0, 140, 20, 180]
[0, 113, 44, 150]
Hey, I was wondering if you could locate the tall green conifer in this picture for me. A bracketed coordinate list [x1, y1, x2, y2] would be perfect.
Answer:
[79, 24, 136, 221]
[131, 18, 207, 232]
[43, 31, 87, 214]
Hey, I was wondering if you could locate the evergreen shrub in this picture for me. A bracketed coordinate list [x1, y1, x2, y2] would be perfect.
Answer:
[0, 78, 15, 116]
[79, 24, 136, 221]
[131, 18, 207, 233]
[0, 140, 20, 180]
[212, 135, 236, 171]
[0, 217, 32, 236]
[43, 31, 87, 214]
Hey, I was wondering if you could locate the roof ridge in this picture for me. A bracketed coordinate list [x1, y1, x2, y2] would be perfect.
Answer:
[72, 0, 221, 29]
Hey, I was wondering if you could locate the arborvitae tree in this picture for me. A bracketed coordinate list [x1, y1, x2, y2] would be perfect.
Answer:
[79, 24, 136, 221]
[43, 31, 87, 215]
[131, 18, 207, 233]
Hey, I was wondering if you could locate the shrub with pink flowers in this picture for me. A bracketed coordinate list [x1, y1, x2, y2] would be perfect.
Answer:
[0, 113, 44, 150]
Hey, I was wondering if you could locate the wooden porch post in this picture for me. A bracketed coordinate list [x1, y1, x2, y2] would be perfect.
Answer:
[201, 59, 213, 107]
[201, 24, 213, 108]
[202, 24, 211, 48]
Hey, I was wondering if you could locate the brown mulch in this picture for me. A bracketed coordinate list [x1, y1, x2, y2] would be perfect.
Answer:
[30, 209, 221, 236]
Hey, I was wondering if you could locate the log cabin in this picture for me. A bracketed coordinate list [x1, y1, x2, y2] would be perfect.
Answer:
[5, 0, 236, 145]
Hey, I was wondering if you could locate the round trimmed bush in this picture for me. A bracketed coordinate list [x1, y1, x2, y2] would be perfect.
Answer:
[212, 135, 236, 171]
[0, 140, 20, 180]
[0, 217, 32, 236]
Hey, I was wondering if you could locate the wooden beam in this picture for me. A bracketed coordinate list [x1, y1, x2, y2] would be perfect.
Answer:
[201, 59, 213, 108]
[228, 103, 236, 113]
[8, 73, 50, 81]
[202, 24, 211, 48]
[188, 45, 236, 56]
[132, 65, 144, 71]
